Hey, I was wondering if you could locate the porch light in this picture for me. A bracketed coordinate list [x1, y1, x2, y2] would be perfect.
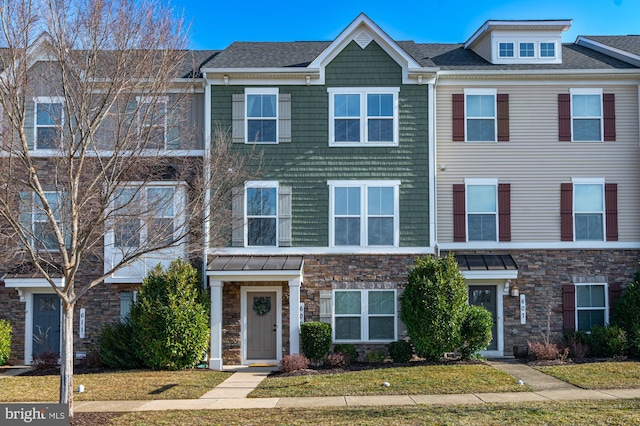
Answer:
[510, 285, 520, 297]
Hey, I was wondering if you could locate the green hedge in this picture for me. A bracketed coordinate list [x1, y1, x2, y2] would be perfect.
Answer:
[0, 319, 11, 366]
[300, 322, 331, 364]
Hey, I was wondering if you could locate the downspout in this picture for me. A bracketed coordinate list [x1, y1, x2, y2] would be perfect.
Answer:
[428, 75, 438, 253]
[202, 76, 212, 284]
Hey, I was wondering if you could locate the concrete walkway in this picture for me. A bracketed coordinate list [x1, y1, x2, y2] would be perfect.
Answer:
[70, 360, 640, 412]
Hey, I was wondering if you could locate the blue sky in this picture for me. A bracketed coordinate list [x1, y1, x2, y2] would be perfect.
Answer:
[173, 0, 639, 50]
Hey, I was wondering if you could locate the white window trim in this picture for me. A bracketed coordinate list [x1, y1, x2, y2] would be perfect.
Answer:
[569, 88, 604, 142]
[574, 283, 609, 332]
[464, 178, 498, 242]
[464, 88, 497, 143]
[30, 191, 65, 252]
[493, 36, 562, 64]
[498, 42, 515, 58]
[245, 88, 279, 144]
[571, 177, 605, 242]
[518, 42, 535, 58]
[539, 41, 557, 58]
[328, 180, 400, 248]
[136, 96, 169, 149]
[327, 87, 399, 147]
[244, 180, 279, 247]
[333, 289, 397, 343]
[33, 96, 64, 150]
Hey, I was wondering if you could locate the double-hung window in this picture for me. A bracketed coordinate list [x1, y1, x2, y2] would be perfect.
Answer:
[576, 283, 607, 332]
[329, 181, 400, 247]
[30, 192, 67, 251]
[137, 96, 168, 149]
[328, 88, 399, 146]
[466, 179, 497, 241]
[35, 97, 64, 149]
[245, 181, 278, 246]
[246, 88, 278, 144]
[334, 289, 396, 342]
[465, 89, 496, 142]
[573, 179, 604, 241]
[571, 89, 602, 141]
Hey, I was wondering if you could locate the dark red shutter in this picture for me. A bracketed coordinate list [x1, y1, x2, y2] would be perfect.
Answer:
[497, 94, 510, 142]
[609, 283, 623, 314]
[558, 94, 571, 141]
[605, 183, 618, 241]
[452, 94, 465, 142]
[453, 184, 466, 242]
[562, 285, 576, 331]
[498, 183, 511, 242]
[603, 93, 616, 142]
[561, 183, 573, 241]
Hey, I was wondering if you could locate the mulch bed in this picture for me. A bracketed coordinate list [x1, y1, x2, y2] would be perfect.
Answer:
[19, 366, 113, 376]
[71, 412, 124, 426]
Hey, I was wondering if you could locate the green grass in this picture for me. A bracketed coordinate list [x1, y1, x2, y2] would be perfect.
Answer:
[250, 364, 530, 397]
[77, 400, 640, 425]
[0, 369, 231, 402]
[535, 361, 640, 389]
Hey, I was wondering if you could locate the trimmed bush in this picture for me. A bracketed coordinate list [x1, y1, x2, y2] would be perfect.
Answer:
[365, 349, 386, 363]
[300, 322, 332, 364]
[388, 341, 413, 363]
[279, 354, 309, 373]
[325, 351, 347, 368]
[527, 341, 567, 361]
[400, 254, 468, 360]
[130, 259, 210, 370]
[0, 319, 11, 366]
[588, 325, 627, 357]
[333, 344, 357, 364]
[612, 271, 640, 356]
[98, 319, 143, 369]
[459, 305, 493, 359]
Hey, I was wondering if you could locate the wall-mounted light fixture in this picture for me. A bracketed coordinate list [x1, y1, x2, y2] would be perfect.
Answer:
[510, 285, 520, 297]
[439, 164, 447, 171]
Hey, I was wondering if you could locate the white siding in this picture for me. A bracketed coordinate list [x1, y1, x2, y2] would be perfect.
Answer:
[436, 83, 640, 242]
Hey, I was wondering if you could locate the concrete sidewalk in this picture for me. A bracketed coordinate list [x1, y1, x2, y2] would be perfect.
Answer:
[72, 360, 640, 412]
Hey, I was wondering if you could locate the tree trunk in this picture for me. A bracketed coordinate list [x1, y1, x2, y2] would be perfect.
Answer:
[60, 301, 74, 416]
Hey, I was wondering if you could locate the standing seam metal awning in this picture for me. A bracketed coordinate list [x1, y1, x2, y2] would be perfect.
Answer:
[207, 255, 304, 272]
[454, 254, 518, 280]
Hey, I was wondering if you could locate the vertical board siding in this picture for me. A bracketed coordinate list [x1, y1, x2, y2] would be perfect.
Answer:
[558, 94, 571, 142]
[497, 94, 510, 142]
[453, 184, 466, 242]
[436, 84, 640, 242]
[560, 183, 573, 242]
[562, 285, 576, 331]
[452, 94, 465, 141]
[605, 183, 618, 241]
[498, 183, 511, 241]
[603, 93, 616, 142]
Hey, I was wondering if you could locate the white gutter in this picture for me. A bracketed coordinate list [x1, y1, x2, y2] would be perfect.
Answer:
[202, 77, 212, 284]
[428, 80, 436, 249]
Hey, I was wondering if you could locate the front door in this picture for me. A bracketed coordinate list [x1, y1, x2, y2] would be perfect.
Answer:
[468, 286, 497, 351]
[246, 291, 277, 360]
[32, 294, 61, 358]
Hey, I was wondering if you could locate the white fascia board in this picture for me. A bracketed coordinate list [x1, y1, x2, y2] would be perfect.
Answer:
[10, 150, 206, 158]
[205, 270, 303, 282]
[202, 68, 320, 75]
[439, 242, 640, 250]
[5, 277, 65, 288]
[437, 69, 640, 78]
[208, 246, 435, 256]
[576, 37, 640, 67]
[462, 270, 519, 280]
[464, 20, 572, 49]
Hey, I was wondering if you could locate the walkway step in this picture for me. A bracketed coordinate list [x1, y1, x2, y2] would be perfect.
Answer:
[485, 359, 579, 391]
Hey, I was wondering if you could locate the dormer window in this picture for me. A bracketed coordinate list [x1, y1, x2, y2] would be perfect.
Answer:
[540, 42, 556, 57]
[499, 43, 514, 58]
[519, 43, 534, 57]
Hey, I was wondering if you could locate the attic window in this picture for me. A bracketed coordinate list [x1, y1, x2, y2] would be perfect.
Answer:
[354, 30, 373, 49]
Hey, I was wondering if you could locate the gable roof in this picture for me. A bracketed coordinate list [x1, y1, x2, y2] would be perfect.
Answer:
[576, 35, 640, 67]
[464, 19, 572, 49]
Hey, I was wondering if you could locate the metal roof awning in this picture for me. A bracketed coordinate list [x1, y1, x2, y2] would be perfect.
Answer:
[454, 254, 519, 280]
[206, 255, 304, 282]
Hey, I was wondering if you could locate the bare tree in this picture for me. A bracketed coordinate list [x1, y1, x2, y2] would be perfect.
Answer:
[0, 0, 256, 415]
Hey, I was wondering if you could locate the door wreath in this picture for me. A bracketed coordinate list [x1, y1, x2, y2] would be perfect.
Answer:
[253, 296, 271, 316]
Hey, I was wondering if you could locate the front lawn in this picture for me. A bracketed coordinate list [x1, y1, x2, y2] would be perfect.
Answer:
[534, 361, 640, 389]
[0, 369, 231, 402]
[250, 364, 529, 397]
[73, 400, 640, 426]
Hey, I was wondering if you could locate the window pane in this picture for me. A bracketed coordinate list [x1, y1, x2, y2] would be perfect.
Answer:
[36, 128, 61, 149]
[467, 119, 495, 141]
[248, 120, 276, 143]
[466, 95, 495, 118]
[34, 222, 57, 250]
[335, 94, 360, 117]
[368, 217, 393, 245]
[575, 184, 603, 211]
[247, 94, 276, 118]
[467, 185, 496, 212]
[575, 214, 604, 241]
[335, 187, 360, 215]
[499, 43, 514, 57]
[577, 310, 605, 332]
[540, 43, 555, 57]
[335, 217, 360, 245]
[335, 291, 361, 314]
[115, 218, 141, 248]
[335, 118, 360, 142]
[246, 187, 276, 216]
[367, 94, 393, 117]
[577, 285, 606, 308]
[247, 218, 276, 246]
[368, 291, 395, 315]
[468, 214, 496, 241]
[573, 119, 601, 141]
[37, 103, 62, 125]
[572, 94, 601, 117]
[369, 317, 394, 340]
[367, 119, 393, 142]
[335, 317, 361, 340]
[148, 188, 174, 217]
[368, 187, 394, 215]
[148, 217, 173, 246]
[520, 43, 534, 57]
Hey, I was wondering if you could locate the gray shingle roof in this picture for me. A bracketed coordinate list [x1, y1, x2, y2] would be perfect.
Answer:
[204, 42, 330, 68]
[581, 35, 640, 57]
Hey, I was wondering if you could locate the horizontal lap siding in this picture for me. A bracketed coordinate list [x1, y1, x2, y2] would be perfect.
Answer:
[436, 84, 640, 242]
[211, 41, 430, 248]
